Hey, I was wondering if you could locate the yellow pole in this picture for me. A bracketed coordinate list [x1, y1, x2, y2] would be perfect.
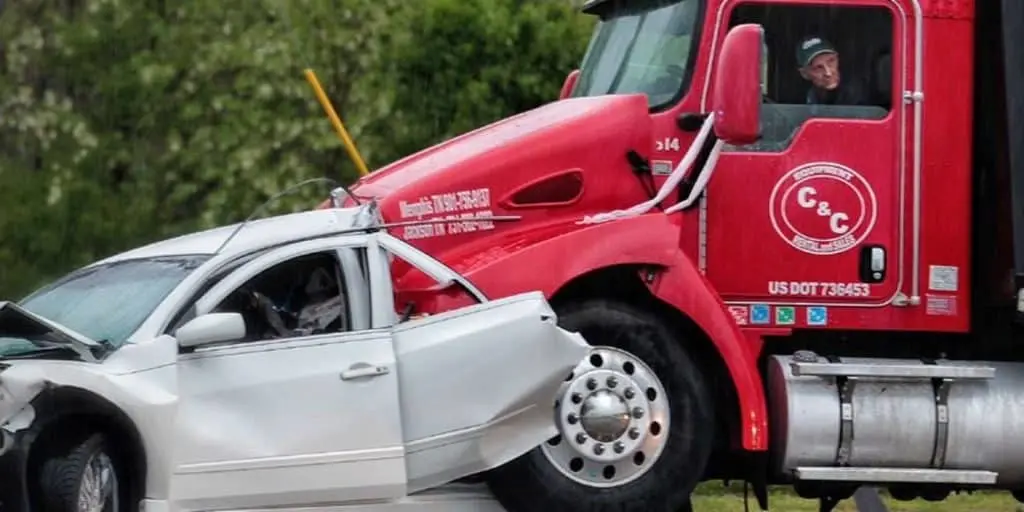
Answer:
[303, 68, 371, 177]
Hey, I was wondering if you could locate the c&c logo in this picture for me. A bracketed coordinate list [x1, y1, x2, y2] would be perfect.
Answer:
[768, 162, 877, 256]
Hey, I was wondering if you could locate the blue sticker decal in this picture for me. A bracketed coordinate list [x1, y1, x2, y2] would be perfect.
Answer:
[750, 304, 770, 325]
[807, 306, 828, 326]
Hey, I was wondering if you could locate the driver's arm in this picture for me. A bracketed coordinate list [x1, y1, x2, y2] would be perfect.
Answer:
[252, 291, 291, 337]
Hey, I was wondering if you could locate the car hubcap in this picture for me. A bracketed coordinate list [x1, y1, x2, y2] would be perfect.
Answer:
[541, 346, 670, 487]
[78, 451, 117, 512]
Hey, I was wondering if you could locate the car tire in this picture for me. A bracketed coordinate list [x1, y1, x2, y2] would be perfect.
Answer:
[38, 433, 123, 512]
[487, 298, 714, 512]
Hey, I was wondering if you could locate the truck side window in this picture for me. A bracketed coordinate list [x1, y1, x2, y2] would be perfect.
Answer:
[213, 251, 350, 342]
[726, 3, 894, 152]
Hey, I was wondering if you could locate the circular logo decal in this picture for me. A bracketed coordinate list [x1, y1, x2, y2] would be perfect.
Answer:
[768, 162, 877, 256]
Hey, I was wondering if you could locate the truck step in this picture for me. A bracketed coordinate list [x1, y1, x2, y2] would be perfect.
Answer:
[794, 467, 998, 485]
[789, 361, 995, 380]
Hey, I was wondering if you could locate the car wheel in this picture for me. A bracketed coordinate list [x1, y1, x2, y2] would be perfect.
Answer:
[487, 298, 714, 511]
[38, 433, 123, 512]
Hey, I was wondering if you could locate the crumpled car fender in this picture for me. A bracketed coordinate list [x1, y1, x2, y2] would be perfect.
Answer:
[0, 350, 179, 502]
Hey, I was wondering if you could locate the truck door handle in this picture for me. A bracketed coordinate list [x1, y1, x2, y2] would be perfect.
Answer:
[341, 363, 390, 380]
[859, 245, 887, 283]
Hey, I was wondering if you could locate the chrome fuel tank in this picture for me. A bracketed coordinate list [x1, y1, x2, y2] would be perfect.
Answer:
[767, 353, 1024, 487]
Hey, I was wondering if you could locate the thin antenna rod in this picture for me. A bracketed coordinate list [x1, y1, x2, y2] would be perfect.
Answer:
[368, 215, 522, 231]
[304, 69, 371, 177]
[214, 177, 350, 255]
[259, 215, 524, 248]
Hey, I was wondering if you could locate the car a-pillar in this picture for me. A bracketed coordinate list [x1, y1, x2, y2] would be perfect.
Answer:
[20, 387, 145, 512]
[486, 264, 729, 512]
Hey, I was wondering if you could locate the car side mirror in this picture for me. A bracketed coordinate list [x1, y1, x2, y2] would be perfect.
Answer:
[175, 312, 246, 349]
[711, 23, 765, 145]
[560, 69, 580, 100]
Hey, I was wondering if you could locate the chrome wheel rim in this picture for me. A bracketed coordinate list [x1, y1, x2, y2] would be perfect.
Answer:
[77, 451, 118, 512]
[541, 346, 670, 487]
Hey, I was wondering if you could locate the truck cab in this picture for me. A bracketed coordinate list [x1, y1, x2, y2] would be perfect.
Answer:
[571, 0, 970, 334]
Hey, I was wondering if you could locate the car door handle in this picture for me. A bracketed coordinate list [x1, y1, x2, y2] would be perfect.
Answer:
[341, 363, 390, 381]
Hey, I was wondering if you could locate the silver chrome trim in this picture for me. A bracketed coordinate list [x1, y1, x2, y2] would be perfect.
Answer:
[909, 0, 924, 304]
[789, 361, 995, 380]
[794, 467, 998, 485]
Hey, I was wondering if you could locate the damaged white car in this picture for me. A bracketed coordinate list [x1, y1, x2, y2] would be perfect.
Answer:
[0, 203, 590, 512]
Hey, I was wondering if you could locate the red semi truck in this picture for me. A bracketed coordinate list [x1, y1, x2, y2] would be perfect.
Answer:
[317, 0, 1024, 510]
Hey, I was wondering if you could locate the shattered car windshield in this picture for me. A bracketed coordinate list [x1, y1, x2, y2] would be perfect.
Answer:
[0, 256, 207, 356]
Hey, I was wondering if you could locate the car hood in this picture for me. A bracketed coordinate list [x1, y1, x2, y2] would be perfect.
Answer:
[0, 301, 107, 363]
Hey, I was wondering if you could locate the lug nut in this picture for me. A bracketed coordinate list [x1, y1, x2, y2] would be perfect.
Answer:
[606, 376, 618, 388]
[567, 413, 578, 425]
[624, 388, 635, 400]
[631, 407, 644, 419]
[586, 378, 598, 390]
[576, 433, 587, 444]
[613, 442, 626, 454]
[571, 392, 583, 404]
[593, 444, 605, 455]
[628, 427, 640, 440]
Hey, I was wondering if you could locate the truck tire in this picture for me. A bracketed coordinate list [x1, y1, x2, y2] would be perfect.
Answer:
[38, 433, 124, 512]
[487, 298, 714, 512]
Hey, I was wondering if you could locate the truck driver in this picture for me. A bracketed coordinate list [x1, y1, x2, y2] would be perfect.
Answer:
[796, 35, 871, 106]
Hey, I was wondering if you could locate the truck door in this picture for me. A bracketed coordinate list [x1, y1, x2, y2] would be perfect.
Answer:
[701, 1, 911, 327]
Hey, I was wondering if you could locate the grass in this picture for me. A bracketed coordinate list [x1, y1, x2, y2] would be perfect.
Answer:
[691, 481, 1024, 511]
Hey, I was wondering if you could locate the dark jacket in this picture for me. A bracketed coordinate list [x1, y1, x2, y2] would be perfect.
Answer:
[806, 77, 873, 106]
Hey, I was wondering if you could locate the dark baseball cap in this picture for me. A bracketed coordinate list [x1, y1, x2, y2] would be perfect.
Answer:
[796, 36, 837, 68]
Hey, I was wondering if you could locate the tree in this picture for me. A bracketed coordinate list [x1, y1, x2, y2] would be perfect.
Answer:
[0, 0, 396, 294]
[0, 0, 594, 296]
[358, 0, 594, 162]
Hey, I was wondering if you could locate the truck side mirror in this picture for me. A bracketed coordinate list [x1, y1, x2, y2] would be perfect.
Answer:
[711, 24, 765, 145]
[560, 69, 580, 100]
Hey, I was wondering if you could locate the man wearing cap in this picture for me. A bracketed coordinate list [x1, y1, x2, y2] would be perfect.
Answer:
[796, 36, 871, 106]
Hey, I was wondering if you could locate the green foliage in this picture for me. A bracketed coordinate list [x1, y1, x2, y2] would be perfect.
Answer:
[0, 0, 593, 296]
[362, 0, 593, 159]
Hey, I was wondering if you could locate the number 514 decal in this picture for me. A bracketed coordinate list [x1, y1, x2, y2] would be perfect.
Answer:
[656, 137, 681, 152]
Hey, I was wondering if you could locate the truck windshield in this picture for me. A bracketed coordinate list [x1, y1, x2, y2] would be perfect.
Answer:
[574, 0, 702, 109]
[0, 256, 207, 356]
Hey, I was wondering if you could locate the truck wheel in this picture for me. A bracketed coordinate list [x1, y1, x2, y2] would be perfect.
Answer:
[488, 299, 714, 511]
[38, 433, 123, 512]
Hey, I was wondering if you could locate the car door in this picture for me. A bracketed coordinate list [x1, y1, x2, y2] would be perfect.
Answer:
[373, 233, 591, 494]
[170, 235, 407, 511]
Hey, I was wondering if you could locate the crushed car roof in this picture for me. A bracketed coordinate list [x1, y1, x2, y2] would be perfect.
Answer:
[99, 207, 374, 264]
